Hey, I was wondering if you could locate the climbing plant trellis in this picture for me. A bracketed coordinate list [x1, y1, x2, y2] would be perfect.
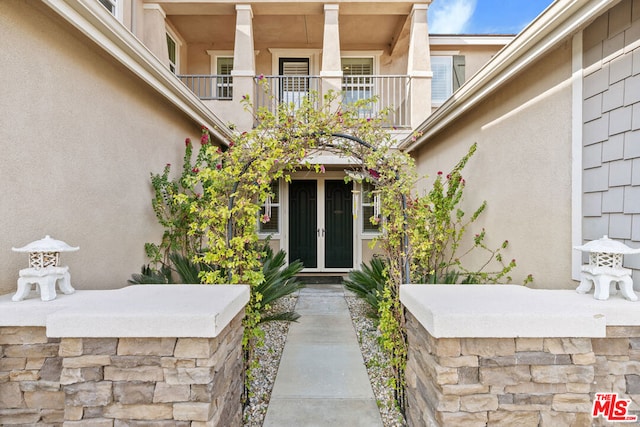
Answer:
[148, 86, 522, 412]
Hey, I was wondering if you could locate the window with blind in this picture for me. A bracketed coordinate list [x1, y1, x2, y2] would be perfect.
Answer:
[166, 33, 177, 74]
[279, 58, 310, 107]
[216, 57, 234, 99]
[342, 58, 374, 113]
[431, 55, 466, 105]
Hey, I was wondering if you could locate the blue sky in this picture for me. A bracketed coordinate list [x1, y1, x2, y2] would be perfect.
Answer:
[428, 0, 555, 34]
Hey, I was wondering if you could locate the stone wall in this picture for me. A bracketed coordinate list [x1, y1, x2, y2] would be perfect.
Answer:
[405, 311, 640, 426]
[0, 311, 244, 426]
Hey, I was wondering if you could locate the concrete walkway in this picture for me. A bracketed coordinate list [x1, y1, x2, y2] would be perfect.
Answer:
[263, 284, 384, 427]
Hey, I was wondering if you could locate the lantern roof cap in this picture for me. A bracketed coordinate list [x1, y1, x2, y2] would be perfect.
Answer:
[12, 236, 79, 253]
[574, 235, 640, 255]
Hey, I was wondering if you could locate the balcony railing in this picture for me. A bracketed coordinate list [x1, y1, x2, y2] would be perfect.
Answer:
[178, 74, 411, 128]
[254, 75, 323, 112]
[342, 75, 411, 128]
[178, 75, 233, 100]
[255, 75, 411, 128]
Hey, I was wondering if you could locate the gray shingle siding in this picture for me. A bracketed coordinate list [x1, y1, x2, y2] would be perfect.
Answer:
[582, 0, 640, 279]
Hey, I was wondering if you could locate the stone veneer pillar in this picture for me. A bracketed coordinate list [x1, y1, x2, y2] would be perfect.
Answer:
[407, 4, 432, 129]
[401, 285, 640, 426]
[0, 285, 249, 426]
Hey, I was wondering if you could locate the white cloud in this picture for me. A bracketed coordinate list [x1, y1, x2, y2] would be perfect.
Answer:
[429, 0, 477, 34]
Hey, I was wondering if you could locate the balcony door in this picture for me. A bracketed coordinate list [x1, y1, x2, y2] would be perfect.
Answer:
[279, 58, 310, 108]
[289, 179, 353, 270]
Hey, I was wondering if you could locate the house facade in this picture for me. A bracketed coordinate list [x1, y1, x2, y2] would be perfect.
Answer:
[133, 0, 509, 272]
[1, 0, 511, 293]
[401, 0, 640, 289]
[0, 0, 232, 294]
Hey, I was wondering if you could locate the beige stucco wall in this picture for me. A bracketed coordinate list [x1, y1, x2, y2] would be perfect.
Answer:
[411, 41, 574, 288]
[431, 44, 505, 80]
[0, 1, 204, 294]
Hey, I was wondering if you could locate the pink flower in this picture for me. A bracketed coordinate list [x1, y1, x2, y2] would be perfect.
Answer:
[216, 148, 222, 154]
[166, 163, 171, 167]
[261, 214, 270, 223]
[216, 163, 222, 170]
[192, 167, 199, 173]
[229, 141, 235, 148]
[369, 169, 380, 179]
[185, 138, 191, 146]
[446, 174, 451, 180]
[437, 171, 443, 175]
[320, 165, 326, 173]
[258, 74, 264, 80]
[200, 134, 209, 145]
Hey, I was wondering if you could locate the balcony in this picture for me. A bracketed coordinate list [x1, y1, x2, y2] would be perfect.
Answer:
[179, 74, 412, 128]
[178, 75, 233, 100]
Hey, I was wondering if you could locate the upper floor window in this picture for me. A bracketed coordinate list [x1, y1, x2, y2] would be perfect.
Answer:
[342, 58, 374, 104]
[98, 0, 118, 18]
[167, 33, 177, 74]
[431, 55, 465, 105]
[217, 57, 234, 99]
[342, 57, 374, 117]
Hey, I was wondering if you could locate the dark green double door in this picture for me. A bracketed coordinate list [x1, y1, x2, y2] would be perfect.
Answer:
[289, 180, 353, 269]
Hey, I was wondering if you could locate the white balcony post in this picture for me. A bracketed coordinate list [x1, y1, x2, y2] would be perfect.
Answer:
[408, 3, 432, 129]
[320, 4, 343, 109]
[142, 4, 170, 67]
[232, 4, 256, 131]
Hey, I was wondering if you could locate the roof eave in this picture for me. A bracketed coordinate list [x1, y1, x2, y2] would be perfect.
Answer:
[41, 0, 234, 146]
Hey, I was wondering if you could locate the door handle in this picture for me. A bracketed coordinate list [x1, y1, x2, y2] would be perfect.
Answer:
[317, 228, 325, 237]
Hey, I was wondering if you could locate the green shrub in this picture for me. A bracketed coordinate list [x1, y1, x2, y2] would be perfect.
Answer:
[344, 257, 387, 320]
[255, 242, 304, 323]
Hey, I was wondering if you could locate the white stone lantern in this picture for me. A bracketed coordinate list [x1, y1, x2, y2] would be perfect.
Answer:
[12, 235, 79, 302]
[574, 235, 640, 301]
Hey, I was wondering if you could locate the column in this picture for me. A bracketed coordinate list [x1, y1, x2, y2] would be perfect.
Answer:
[320, 4, 343, 107]
[407, 4, 432, 128]
[232, 4, 256, 131]
[142, 4, 170, 66]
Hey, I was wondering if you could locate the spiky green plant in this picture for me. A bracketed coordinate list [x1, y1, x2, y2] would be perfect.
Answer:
[129, 264, 173, 284]
[344, 257, 388, 320]
[256, 243, 304, 323]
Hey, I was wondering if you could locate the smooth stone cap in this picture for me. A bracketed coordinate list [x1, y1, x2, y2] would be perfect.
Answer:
[400, 284, 640, 338]
[0, 285, 249, 338]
